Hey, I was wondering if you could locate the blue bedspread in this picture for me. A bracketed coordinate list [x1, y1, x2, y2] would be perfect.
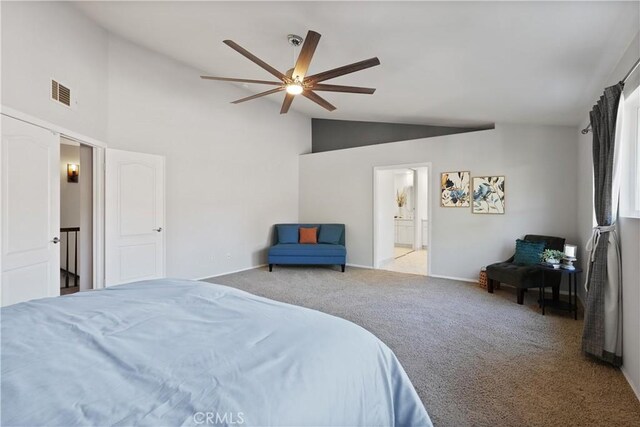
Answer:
[1, 279, 431, 426]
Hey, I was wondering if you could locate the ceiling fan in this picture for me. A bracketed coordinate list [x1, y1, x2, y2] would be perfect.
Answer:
[201, 30, 380, 114]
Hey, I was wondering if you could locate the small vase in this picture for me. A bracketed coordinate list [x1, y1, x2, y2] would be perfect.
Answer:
[546, 258, 561, 269]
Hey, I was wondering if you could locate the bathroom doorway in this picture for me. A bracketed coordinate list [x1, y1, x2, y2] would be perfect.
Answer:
[373, 163, 431, 276]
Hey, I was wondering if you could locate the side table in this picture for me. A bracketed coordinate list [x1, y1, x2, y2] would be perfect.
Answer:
[537, 265, 582, 320]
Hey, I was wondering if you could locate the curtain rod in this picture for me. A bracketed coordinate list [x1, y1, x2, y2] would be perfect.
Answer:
[581, 56, 640, 134]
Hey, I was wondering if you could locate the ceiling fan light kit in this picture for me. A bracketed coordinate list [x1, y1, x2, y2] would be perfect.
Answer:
[201, 30, 380, 114]
[286, 82, 304, 95]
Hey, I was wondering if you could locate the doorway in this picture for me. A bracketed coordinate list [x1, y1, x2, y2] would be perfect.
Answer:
[1, 110, 106, 307]
[59, 138, 93, 295]
[1, 108, 165, 306]
[373, 163, 430, 276]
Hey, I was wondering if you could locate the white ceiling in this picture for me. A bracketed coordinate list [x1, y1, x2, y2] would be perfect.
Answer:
[74, 1, 639, 127]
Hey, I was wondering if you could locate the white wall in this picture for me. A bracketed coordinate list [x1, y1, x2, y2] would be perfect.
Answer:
[374, 170, 395, 265]
[300, 124, 579, 280]
[414, 167, 429, 249]
[619, 216, 640, 398]
[577, 32, 640, 399]
[576, 128, 594, 283]
[1, 2, 312, 281]
[105, 35, 310, 279]
[1, 1, 109, 141]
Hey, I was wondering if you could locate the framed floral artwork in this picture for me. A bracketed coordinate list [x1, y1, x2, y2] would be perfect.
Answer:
[472, 176, 505, 214]
[440, 171, 470, 207]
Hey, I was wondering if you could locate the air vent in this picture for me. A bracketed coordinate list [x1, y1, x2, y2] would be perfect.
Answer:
[51, 79, 71, 107]
[51, 80, 58, 100]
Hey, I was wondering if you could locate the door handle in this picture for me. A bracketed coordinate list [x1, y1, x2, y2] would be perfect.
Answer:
[153, 227, 163, 232]
[51, 237, 60, 244]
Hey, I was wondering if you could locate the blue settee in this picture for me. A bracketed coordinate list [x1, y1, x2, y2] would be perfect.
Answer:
[268, 224, 346, 272]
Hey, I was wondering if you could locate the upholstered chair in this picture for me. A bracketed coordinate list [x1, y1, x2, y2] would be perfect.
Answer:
[486, 235, 565, 304]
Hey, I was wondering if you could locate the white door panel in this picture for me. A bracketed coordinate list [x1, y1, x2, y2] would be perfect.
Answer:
[105, 149, 164, 286]
[2, 116, 60, 306]
[120, 163, 156, 236]
[120, 243, 157, 279]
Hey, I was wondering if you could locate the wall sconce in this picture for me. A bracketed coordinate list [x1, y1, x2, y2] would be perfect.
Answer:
[67, 164, 79, 183]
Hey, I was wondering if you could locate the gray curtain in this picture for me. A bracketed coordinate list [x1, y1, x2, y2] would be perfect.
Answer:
[582, 82, 624, 366]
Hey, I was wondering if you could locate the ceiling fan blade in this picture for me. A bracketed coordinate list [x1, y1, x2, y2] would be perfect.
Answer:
[201, 76, 282, 86]
[291, 30, 321, 81]
[311, 83, 376, 94]
[305, 57, 381, 84]
[280, 93, 295, 114]
[223, 40, 286, 81]
[231, 87, 284, 104]
[302, 90, 336, 111]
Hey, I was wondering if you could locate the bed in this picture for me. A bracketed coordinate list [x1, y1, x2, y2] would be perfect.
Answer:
[1, 279, 431, 426]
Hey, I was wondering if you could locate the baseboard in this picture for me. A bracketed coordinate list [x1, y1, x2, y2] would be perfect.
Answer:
[199, 263, 375, 280]
[195, 264, 267, 281]
[428, 274, 477, 283]
[621, 366, 640, 402]
[346, 263, 375, 269]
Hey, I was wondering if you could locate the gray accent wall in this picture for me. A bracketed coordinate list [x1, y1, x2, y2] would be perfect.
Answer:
[312, 118, 493, 153]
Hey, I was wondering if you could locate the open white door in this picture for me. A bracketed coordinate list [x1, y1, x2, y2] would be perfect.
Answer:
[1, 115, 60, 306]
[105, 149, 165, 286]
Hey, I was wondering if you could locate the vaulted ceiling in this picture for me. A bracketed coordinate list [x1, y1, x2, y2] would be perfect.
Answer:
[74, 1, 639, 127]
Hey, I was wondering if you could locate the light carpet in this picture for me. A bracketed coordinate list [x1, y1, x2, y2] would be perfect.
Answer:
[207, 266, 640, 426]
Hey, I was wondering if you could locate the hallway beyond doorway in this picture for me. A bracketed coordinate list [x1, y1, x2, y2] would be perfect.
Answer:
[394, 247, 413, 258]
[373, 162, 431, 277]
[381, 249, 428, 276]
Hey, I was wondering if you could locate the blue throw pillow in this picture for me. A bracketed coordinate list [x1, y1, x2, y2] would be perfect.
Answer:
[276, 225, 299, 244]
[318, 224, 343, 244]
[513, 239, 545, 265]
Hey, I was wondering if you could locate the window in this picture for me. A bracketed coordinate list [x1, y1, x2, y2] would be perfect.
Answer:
[620, 85, 640, 219]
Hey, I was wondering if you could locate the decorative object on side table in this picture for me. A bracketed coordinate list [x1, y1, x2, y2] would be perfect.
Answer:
[472, 176, 505, 214]
[561, 244, 577, 270]
[440, 171, 470, 207]
[540, 249, 564, 269]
